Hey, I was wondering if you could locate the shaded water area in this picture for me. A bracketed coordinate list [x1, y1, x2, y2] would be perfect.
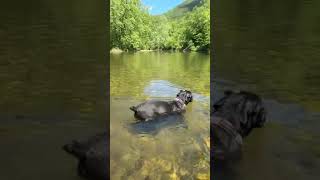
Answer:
[213, 0, 320, 179]
[0, 1, 106, 179]
[110, 52, 210, 179]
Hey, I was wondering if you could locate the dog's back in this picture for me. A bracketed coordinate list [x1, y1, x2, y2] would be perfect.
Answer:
[130, 90, 193, 121]
[130, 100, 176, 120]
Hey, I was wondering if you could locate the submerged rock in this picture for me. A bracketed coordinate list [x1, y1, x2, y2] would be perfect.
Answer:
[110, 48, 123, 54]
[204, 136, 210, 149]
[196, 173, 210, 180]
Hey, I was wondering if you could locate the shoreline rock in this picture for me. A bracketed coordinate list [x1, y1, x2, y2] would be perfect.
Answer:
[110, 48, 123, 54]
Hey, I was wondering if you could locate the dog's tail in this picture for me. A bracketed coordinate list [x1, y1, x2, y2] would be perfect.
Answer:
[130, 106, 137, 112]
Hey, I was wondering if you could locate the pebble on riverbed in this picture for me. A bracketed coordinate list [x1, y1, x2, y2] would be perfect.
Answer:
[204, 137, 210, 149]
[196, 173, 210, 180]
[137, 157, 198, 180]
[141, 158, 172, 175]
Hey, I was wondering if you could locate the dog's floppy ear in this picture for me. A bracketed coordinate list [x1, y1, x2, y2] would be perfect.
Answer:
[256, 107, 266, 127]
[188, 94, 193, 102]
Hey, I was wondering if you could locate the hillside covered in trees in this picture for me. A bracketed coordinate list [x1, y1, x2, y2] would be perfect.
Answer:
[110, 0, 210, 51]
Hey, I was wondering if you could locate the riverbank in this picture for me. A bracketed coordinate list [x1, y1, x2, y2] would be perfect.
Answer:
[110, 48, 124, 54]
[110, 48, 209, 54]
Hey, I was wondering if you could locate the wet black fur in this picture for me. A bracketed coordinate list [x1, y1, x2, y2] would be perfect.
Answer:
[211, 90, 266, 161]
[130, 90, 193, 121]
[63, 132, 108, 180]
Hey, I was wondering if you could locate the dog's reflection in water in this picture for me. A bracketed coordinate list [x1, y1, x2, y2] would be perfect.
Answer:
[127, 113, 187, 135]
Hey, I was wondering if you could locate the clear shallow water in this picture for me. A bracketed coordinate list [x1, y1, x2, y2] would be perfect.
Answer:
[213, 0, 320, 179]
[144, 80, 210, 104]
[0, 1, 106, 179]
[110, 52, 210, 179]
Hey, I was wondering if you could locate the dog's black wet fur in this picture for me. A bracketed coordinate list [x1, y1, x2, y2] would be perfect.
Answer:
[211, 90, 266, 162]
[130, 90, 193, 121]
[63, 132, 108, 180]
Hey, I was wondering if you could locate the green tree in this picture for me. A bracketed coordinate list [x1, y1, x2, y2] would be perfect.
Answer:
[110, 0, 210, 51]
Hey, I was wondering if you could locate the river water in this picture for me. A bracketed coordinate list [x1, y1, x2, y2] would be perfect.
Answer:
[2, 0, 319, 179]
[0, 1, 106, 179]
[213, 0, 320, 179]
[110, 52, 210, 179]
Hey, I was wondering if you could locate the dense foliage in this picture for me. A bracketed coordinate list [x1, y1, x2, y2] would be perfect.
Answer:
[110, 0, 210, 51]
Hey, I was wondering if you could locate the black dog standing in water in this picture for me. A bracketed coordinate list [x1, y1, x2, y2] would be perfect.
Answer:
[130, 90, 193, 121]
[211, 91, 266, 178]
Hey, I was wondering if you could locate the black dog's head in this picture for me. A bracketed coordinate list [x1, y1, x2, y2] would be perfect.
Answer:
[176, 90, 193, 105]
[212, 90, 266, 136]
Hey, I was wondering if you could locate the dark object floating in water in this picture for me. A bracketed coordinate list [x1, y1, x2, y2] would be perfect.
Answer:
[130, 90, 193, 121]
[127, 113, 187, 135]
[63, 132, 108, 180]
[211, 90, 266, 162]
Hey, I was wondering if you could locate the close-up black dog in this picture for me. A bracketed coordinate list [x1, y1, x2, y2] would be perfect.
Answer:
[211, 90, 266, 161]
[130, 90, 193, 121]
[63, 132, 108, 180]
